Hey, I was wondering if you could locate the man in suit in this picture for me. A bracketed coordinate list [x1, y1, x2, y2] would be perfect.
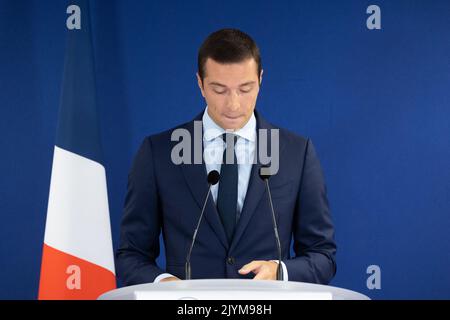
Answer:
[116, 28, 336, 285]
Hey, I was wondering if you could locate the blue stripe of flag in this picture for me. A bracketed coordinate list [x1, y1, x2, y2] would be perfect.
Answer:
[56, 0, 103, 165]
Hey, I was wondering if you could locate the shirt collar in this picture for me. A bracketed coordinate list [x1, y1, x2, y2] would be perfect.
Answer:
[202, 106, 256, 142]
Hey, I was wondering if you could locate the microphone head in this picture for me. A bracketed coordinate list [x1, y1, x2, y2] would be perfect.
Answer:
[207, 170, 220, 185]
[259, 165, 272, 180]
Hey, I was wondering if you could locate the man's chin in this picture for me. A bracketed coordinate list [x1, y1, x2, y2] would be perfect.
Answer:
[220, 116, 247, 131]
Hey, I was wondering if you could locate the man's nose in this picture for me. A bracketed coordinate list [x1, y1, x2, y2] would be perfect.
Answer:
[227, 91, 240, 111]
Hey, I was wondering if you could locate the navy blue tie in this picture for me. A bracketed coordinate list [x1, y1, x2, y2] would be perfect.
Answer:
[217, 133, 238, 243]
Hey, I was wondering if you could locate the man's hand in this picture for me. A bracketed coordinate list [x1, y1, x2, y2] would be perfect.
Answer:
[238, 260, 279, 280]
[160, 276, 181, 282]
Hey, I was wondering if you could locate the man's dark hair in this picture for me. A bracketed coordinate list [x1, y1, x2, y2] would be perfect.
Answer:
[197, 28, 262, 83]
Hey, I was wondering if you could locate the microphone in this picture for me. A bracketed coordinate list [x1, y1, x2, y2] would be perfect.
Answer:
[185, 170, 220, 280]
[259, 166, 283, 281]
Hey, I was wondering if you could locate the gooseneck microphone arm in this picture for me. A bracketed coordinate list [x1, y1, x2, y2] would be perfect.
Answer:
[259, 167, 283, 281]
[185, 170, 220, 280]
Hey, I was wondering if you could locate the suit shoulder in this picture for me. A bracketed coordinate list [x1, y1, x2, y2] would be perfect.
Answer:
[267, 121, 309, 149]
[280, 127, 309, 145]
[142, 119, 193, 147]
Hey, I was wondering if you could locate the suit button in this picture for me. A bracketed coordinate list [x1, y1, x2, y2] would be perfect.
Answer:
[227, 257, 235, 265]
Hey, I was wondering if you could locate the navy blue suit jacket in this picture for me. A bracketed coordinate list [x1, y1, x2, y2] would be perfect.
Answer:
[116, 110, 336, 286]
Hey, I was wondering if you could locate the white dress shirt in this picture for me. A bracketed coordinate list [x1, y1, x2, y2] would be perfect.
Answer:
[202, 106, 256, 214]
[155, 107, 288, 282]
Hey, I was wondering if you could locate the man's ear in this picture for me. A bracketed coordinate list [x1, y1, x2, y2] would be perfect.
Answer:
[196, 72, 205, 98]
[259, 69, 264, 86]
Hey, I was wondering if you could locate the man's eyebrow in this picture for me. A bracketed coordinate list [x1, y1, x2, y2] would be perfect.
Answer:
[208, 81, 257, 87]
[239, 81, 256, 87]
[208, 82, 227, 87]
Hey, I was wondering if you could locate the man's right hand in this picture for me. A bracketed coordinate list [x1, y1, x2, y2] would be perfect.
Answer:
[160, 276, 181, 282]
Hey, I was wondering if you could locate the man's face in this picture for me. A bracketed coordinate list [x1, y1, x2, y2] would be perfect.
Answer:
[197, 57, 263, 130]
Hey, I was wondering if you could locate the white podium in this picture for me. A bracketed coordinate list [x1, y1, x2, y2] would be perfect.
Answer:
[98, 279, 369, 300]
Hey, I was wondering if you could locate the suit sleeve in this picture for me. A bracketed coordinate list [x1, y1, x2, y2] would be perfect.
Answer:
[283, 138, 337, 284]
[115, 137, 165, 286]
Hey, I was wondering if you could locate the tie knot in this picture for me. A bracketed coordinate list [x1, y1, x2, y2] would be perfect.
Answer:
[221, 133, 238, 147]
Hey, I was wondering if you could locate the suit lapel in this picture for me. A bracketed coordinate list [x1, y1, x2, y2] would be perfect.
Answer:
[230, 111, 278, 252]
[229, 161, 265, 252]
[179, 112, 229, 250]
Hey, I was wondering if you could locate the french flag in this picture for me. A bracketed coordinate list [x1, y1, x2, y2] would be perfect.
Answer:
[38, 0, 116, 299]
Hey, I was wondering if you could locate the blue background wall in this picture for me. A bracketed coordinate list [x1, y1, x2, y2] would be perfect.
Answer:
[1, 0, 449, 299]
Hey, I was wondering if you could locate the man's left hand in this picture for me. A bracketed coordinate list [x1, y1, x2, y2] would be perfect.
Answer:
[238, 260, 278, 280]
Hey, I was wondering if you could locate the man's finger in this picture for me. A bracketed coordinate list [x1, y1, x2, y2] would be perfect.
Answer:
[160, 276, 181, 282]
[238, 260, 264, 275]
